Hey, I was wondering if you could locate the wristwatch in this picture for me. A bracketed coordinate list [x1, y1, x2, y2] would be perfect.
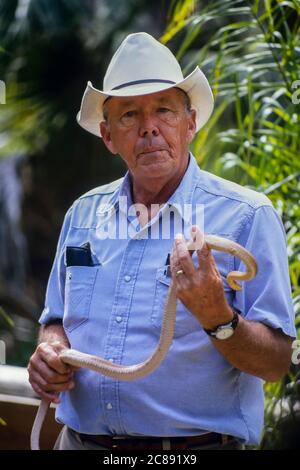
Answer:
[203, 309, 240, 340]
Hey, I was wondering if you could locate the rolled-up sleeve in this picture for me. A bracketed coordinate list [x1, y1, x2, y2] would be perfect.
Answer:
[234, 204, 296, 338]
[39, 206, 73, 325]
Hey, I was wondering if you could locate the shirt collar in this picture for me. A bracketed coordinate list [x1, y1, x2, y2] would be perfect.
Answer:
[167, 153, 201, 223]
[102, 152, 200, 223]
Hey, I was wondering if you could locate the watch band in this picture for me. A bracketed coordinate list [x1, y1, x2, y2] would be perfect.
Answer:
[203, 308, 240, 337]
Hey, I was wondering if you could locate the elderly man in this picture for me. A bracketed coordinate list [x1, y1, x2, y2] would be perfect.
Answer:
[28, 32, 296, 450]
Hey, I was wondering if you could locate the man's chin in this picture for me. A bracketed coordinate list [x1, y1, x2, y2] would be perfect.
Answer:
[138, 152, 171, 168]
[139, 160, 172, 176]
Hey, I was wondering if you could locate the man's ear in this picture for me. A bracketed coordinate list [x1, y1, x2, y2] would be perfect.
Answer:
[187, 109, 197, 145]
[99, 121, 118, 154]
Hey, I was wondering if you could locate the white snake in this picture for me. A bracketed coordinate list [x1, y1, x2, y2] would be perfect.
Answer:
[30, 234, 257, 450]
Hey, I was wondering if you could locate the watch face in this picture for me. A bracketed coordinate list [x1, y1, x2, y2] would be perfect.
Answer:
[215, 328, 234, 340]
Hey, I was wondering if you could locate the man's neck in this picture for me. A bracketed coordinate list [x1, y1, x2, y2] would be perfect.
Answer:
[130, 156, 190, 208]
[128, 156, 190, 227]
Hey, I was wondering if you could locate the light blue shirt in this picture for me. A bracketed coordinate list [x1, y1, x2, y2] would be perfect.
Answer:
[39, 154, 296, 445]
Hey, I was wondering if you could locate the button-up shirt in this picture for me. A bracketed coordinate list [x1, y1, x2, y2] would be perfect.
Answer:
[39, 154, 296, 444]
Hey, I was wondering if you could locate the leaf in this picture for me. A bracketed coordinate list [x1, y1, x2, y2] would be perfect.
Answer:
[263, 172, 300, 195]
[0, 306, 14, 327]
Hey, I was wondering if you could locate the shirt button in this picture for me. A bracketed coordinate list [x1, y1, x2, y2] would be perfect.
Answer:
[116, 316, 122, 323]
[68, 273, 72, 280]
[108, 358, 114, 362]
[106, 403, 113, 410]
[124, 275, 131, 282]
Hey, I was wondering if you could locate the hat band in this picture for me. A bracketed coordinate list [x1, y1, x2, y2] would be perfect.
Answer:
[111, 78, 176, 91]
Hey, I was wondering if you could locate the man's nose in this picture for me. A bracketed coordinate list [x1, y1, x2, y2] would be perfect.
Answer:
[138, 115, 159, 137]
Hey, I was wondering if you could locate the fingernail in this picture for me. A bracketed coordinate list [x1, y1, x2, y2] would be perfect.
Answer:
[175, 233, 183, 240]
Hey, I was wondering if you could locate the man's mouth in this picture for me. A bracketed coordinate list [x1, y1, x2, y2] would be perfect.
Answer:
[138, 148, 166, 156]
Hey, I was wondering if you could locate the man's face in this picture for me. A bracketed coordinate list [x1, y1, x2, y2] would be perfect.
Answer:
[100, 88, 196, 182]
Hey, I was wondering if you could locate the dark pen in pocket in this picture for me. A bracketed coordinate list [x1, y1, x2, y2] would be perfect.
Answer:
[66, 242, 95, 267]
[164, 253, 171, 277]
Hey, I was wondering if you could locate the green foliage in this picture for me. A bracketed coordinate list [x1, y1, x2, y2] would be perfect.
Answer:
[0, 306, 14, 328]
[164, 0, 300, 448]
[0, 417, 6, 426]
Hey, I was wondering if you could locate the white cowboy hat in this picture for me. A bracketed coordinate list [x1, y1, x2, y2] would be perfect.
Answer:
[77, 32, 214, 137]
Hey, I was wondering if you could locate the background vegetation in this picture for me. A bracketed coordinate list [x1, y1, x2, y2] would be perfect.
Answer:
[0, 0, 299, 448]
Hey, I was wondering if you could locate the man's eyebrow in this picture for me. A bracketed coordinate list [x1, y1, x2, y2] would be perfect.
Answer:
[155, 96, 174, 105]
[117, 100, 138, 110]
[111, 95, 176, 114]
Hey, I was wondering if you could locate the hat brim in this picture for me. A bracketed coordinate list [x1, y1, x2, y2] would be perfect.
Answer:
[76, 66, 214, 137]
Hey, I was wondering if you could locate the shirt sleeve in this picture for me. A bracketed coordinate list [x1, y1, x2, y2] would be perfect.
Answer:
[39, 205, 73, 325]
[233, 204, 296, 338]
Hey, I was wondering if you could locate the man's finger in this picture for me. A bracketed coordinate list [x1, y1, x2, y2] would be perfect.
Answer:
[189, 225, 204, 252]
[172, 233, 196, 278]
[29, 367, 75, 392]
[192, 227, 216, 272]
[30, 382, 61, 404]
[29, 359, 73, 385]
[38, 343, 71, 375]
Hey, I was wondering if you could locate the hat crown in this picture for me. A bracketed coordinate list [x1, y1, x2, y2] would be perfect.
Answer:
[103, 32, 184, 92]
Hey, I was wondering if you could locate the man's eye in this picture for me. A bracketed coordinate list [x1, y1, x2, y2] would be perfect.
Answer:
[122, 110, 136, 118]
[158, 107, 171, 113]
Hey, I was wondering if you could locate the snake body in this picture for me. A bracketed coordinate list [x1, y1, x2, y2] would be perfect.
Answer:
[31, 234, 257, 450]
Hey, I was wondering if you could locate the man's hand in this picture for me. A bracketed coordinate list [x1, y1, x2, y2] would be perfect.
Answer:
[170, 225, 292, 381]
[28, 326, 76, 404]
[170, 226, 233, 330]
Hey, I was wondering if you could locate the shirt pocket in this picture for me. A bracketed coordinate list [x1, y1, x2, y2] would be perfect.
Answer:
[63, 266, 98, 332]
[151, 266, 202, 338]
